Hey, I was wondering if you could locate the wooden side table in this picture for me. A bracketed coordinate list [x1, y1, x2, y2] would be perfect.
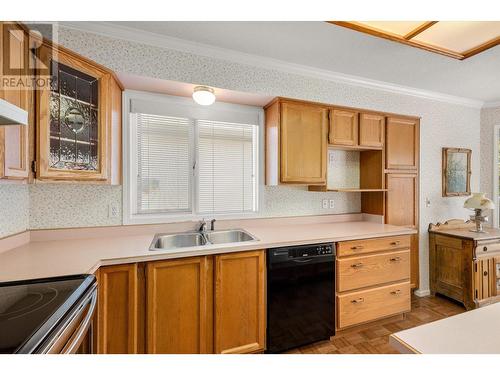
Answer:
[429, 219, 500, 310]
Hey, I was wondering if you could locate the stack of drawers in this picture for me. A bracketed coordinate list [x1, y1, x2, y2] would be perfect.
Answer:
[336, 235, 411, 329]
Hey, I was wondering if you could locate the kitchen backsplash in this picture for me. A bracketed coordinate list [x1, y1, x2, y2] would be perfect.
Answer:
[29, 184, 123, 230]
[27, 184, 359, 230]
[0, 185, 29, 238]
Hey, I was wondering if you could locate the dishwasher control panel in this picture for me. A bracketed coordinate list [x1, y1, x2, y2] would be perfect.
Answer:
[290, 244, 333, 258]
[269, 243, 335, 263]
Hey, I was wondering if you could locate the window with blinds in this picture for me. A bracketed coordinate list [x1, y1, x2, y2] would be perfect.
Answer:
[134, 113, 193, 214]
[127, 93, 260, 220]
[198, 120, 257, 214]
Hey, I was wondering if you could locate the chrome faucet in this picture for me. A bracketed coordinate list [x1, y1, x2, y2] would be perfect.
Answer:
[198, 219, 208, 233]
[198, 218, 216, 233]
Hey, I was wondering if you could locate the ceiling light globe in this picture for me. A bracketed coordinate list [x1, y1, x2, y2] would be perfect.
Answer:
[192, 86, 216, 106]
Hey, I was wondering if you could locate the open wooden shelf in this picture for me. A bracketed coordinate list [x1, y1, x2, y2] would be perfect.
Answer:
[308, 186, 388, 192]
[328, 144, 383, 152]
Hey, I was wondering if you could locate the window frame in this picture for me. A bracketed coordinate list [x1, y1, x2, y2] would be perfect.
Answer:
[123, 90, 263, 225]
[492, 124, 500, 228]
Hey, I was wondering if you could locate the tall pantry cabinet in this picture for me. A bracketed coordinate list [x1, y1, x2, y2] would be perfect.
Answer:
[385, 116, 420, 289]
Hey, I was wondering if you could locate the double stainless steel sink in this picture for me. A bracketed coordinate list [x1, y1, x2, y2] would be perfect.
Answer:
[150, 229, 257, 251]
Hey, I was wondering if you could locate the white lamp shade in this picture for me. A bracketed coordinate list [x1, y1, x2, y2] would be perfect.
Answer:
[464, 192, 495, 210]
[192, 86, 216, 106]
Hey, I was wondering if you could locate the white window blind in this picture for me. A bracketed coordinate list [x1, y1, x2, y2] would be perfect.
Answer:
[135, 113, 192, 214]
[125, 91, 261, 223]
[198, 120, 257, 214]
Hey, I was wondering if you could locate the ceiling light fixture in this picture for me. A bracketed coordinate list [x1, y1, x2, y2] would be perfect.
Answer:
[192, 86, 216, 106]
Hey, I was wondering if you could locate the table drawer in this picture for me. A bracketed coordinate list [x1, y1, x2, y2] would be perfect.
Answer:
[337, 235, 410, 257]
[475, 242, 500, 257]
[337, 249, 410, 292]
[337, 281, 410, 329]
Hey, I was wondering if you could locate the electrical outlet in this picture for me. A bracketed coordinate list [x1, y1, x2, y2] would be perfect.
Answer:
[425, 198, 431, 208]
[322, 199, 328, 209]
[108, 204, 119, 219]
[329, 152, 335, 164]
[329, 199, 335, 209]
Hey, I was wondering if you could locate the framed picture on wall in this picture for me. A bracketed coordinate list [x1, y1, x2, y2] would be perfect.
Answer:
[442, 148, 472, 197]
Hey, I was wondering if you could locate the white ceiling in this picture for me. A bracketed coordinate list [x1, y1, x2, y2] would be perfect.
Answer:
[66, 21, 500, 104]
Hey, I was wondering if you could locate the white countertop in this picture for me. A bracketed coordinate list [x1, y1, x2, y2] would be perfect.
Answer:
[0, 220, 415, 282]
[390, 303, 500, 354]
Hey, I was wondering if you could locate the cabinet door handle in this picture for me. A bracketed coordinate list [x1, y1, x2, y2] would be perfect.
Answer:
[351, 246, 364, 250]
[484, 271, 488, 276]
[390, 257, 401, 262]
[483, 246, 488, 252]
[351, 262, 364, 269]
[390, 241, 401, 246]
[390, 289, 402, 295]
[351, 298, 364, 304]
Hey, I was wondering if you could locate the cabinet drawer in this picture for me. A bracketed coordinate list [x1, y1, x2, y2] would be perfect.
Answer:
[337, 235, 410, 257]
[475, 242, 500, 257]
[337, 250, 410, 292]
[337, 281, 410, 329]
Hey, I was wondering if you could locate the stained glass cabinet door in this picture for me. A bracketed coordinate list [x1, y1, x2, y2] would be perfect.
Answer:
[36, 45, 111, 181]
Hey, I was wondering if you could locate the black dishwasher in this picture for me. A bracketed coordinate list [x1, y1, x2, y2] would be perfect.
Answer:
[266, 243, 335, 353]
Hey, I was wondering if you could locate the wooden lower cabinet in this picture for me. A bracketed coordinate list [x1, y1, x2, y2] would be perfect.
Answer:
[336, 235, 411, 329]
[214, 250, 265, 354]
[337, 281, 410, 328]
[95, 263, 140, 354]
[146, 256, 213, 354]
[337, 235, 410, 257]
[429, 220, 500, 310]
[336, 249, 410, 292]
[95, 250, 265, 354]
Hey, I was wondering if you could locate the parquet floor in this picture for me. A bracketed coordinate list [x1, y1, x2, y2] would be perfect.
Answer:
[286, 294, 466, 354]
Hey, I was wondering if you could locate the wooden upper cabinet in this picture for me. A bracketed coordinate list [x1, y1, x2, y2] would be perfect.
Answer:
[385, 173, 418, 228]
[96, 263, 140, 354]
[329, 109, 358, 146]
[214, 250, 265, 354]
[35, 43, 121, 183]
[359, 113, 384, 148]
[386, 117, 419, 171]
[0, 22, 30, 180]
[146, 256, 213, 354]
[265, 99, 327, 185]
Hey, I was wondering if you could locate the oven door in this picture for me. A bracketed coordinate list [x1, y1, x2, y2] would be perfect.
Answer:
[37, 285, 97, 354]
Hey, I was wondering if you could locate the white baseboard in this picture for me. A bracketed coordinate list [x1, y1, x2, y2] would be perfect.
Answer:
[414, 289, 431, 297]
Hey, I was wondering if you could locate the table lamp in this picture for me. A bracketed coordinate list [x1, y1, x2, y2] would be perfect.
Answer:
[463, 193, 495, 233]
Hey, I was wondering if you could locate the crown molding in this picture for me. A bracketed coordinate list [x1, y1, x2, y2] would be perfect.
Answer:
[60, 21, 485, 109]
[483, 101, 500, 109]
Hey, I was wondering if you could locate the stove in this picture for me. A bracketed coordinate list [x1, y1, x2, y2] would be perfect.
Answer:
[0, 274, 97, 354]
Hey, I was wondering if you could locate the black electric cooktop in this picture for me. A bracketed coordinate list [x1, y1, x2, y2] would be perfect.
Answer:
[0, 275, 95, 354]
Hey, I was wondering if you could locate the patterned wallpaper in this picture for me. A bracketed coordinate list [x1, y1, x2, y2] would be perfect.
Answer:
[0, 26, 482, 294]
[480, 107, 500, 222]
[0, 185, 29, 237]
[29, 184, 122, 229]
